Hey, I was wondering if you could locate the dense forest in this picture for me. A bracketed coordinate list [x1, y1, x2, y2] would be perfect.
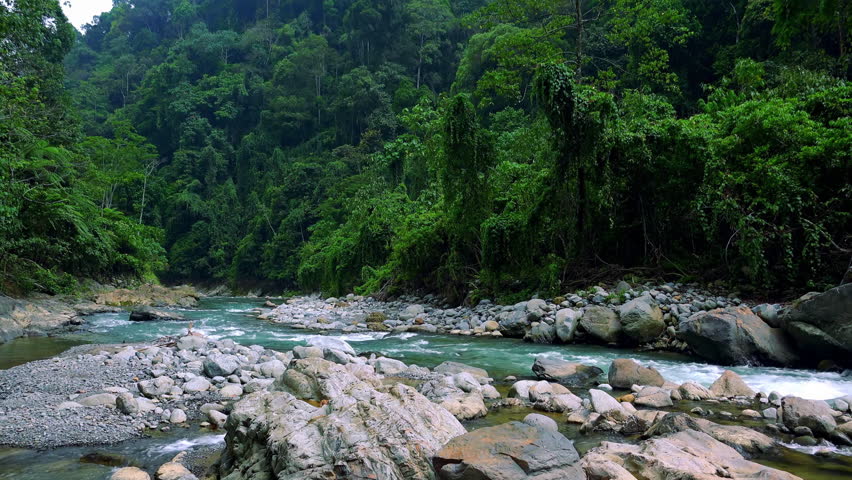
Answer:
[1, 0, 849, 301]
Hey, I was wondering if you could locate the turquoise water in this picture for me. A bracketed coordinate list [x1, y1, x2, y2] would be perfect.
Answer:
[73, 297, 852, 400]
[2, 297, 852, 479]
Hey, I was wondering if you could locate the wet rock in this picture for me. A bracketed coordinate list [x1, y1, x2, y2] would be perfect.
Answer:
[644, 412, 776, 454]
[678, 306, 798, 366]
[589, 389, 629, 421]
[581, 430, 801, 480]
[578, 306, 622, 344]
[709, 370, 755, 397]
[524, 322, 556, 344]
[607, 358, 665, 388]
[554, 308, 580, 342]
[305, 336, 356, 356]
[219, 377, 464, 479]
[433, 421, 585, 479]
[433, 361, 489, 379]
[633, 387, 673, 408]
[781, 396, 837, 437]
[523, 413, 558, 432]
[532, 356, 603, 386]
[618, 297, 664, 344]
[678, 381, 714, 401]
[782, 284, 852, 363]
[128, 307, 185, 322]
[111, 467, 151, 480]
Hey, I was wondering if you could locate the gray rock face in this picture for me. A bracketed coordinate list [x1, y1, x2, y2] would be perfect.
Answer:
[419, 375, 488, 421]
[433, 421, 585, 479]
[182, 377, 211, 392]
[373, 357, 408, 375]
[138, 376, 174, 398]
[497, 302, 533, 338]
[433, 361, 489, 379]
[218, 360, 465, 480]
[554, 309, 580, 342]
[578, 306, 622, 344]
[678, 381, 714, 401]
[783, 284, 852, 363]
[203, 354, 240, 378]
[618, 297, 664, 344]
[678, 306, 798, 366]
[709, 370, 755, 397]
[110, 467, 151, 480]
[581, 430, 801, 480]
[607, 358, 665, 389]
[128, 306, 185, 322]
[781, 396, 837, 437]
[532, 356, 603, 387]
[644, 413, 776, 454]
[305, 336, 356, 356]
[524, 322, 556, 344]
[589, 389, 628, 421]
[524, 413, 559, 432]
[176, 335, 207, 351]
[633, 387, 673, 408]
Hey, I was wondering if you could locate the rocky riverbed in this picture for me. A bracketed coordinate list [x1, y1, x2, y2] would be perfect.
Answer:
[2, 326, 852, 479]
[261, 281, 852, 370]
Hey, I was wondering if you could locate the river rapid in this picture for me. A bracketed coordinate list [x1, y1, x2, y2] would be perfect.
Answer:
[2, 296, 852, 479]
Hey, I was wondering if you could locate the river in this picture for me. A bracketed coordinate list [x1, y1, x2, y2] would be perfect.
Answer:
[2, 297, 851, 479]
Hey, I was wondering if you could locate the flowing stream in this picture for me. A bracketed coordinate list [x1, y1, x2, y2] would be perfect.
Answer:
[2, 297, 852, 479]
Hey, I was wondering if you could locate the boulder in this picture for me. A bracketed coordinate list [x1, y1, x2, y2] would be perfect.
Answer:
[607, 359, 664, 388]
[77, 393, 117, 407]
[633, 387, 673, 408]
[524, 322, 556, 344]
[497, 302, 533, 337]
[208, 410, 228, 429]
[203, 354, 240, 377]
[111, 467, 151, 480]
[433, 361, 489, 379]
[257, 359, 286, 379]
[677, 306, 798, 366]
[399, 304, 425, 321]
[218, 368, 465, 480]
[709, 370, 755, 397]
[781, 396, 837, 437]
[578, 306, 622, 344]
[116, 393, 139, 415]
[580, 430, 801, 480]
[138, 377, 175, 398]
[156, 459, 197, 480]
[420, 376, 487, 420]
[782, 284, 852, 364]
[176, 335, 207, 351]
[305, 336, 356, 356]
[678, 381, 714, 401]
[532, 356, 603, 386]
[169, 409, 187, 424]
[589, 389, 629, 421]
[128, 307, 185, 322]
[182, 377, 211, 393]
[373, 357, 408, 375]
[523, 413, 559, 432]
[554, 309, 581, 342]
[509, 380, 539, 401]
[433, 421, 585, 479]
[618, 297, 664, 344]
[644, 413, 776, 454]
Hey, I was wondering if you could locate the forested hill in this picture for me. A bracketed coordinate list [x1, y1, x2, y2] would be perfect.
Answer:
[1, 1, 849, 300]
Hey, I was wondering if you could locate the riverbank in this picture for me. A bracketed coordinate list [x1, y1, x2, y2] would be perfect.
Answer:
[2, 328, 852, 479]
[261, 281, 852, 370]
[0, 285, 201, 346]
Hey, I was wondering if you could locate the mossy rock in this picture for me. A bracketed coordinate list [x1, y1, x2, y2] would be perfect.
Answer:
[553, 296, 566, 305]
[366, 311, 388, 323]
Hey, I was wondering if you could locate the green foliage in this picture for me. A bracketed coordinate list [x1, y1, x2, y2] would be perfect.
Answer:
[4, 0, 842, 299]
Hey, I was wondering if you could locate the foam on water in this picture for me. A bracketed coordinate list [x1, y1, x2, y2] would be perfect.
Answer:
[150, 434, 226, 454]
[781, 443, 852, 457]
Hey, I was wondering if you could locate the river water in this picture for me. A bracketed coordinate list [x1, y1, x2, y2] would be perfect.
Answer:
[2, 297, 852, 479]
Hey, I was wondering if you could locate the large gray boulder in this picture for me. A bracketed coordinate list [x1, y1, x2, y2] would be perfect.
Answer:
[218, 358, 465, 480]
[305, 336, 356, 356]
[782, 284, 852, 365]
[644, 413, 776, 454]
[433, 421, 586, 479]
[578, 306, 622, 344]
[709, 370, 755, 398]
[678, 306, 798, 366]
[618, 297, 664, 344]
[580, 430, 801, 480]
[128, 306, 185, 322]
[419, 376, 488, 421]
[554, 309, 581, 342]
[497, 301, 544, 338]
[532, 356, 603, 387]
[203, 354, 241, 377]
[607, 358, 665, 389]
[433, 361, 489, 379]
[781, 396, 837, 437]
[524, 322, 556, 344]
